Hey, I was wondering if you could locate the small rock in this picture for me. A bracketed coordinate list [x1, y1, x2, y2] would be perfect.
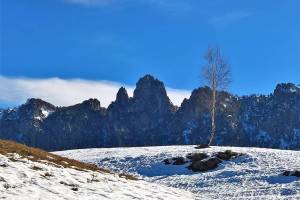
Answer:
[283, 171, 290, 176]
[293, 171, 300, 177]
[0, 163, 8, 168]
[3, 183, 10, 190]
[173, 157, 188, 165]
[215, 150, 239, 161]
[188, 157, 222, 172]
[194, 144, 209, 149]
[31, 165, 43, 171]
[163, 158, 172, 165]
[71, 187, 79, 191]
[186, 153, 208, 162]
[283, 170, 300, 177]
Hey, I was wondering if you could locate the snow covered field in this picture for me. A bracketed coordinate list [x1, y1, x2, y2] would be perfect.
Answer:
[56, 146, 300, 200]
[0, 153, 194, 200]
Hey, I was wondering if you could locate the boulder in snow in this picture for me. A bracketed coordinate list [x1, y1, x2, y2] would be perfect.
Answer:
[186, 153, 208, 162]
[172, 157, 188, 165]
[283, 170, 300, 177]
[188, 157, 222, 172]
[214, 150, 239, 161]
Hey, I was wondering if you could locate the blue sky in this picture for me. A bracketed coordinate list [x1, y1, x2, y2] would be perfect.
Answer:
[0, 0, 299, 108]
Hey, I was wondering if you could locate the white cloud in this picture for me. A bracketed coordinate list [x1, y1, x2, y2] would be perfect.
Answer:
[0, 76, 190, 108]
[144, 0, 192, 13]
[63, 0, 191, 13]
[64, 0, 114, 6]
[209, 11, 253, 28]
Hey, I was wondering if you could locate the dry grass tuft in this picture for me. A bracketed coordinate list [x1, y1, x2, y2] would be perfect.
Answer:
[0, 139, 137, 180]
[41, 172, 54, 179]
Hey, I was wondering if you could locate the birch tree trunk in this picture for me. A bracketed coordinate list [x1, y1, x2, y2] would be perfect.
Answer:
[208, 83, 216, 146]
[201, 46, 231, 146]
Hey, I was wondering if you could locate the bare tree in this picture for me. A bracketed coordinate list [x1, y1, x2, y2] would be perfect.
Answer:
[202, 46, 231, 146]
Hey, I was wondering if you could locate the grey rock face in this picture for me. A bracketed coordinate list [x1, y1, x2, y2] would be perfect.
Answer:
[0, 76, 299, 151]
[105, 75, 176, 147]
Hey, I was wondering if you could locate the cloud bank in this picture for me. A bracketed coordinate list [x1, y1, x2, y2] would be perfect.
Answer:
[0, 76, 190, 108]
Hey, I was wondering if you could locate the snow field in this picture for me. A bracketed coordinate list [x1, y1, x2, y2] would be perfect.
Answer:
[56, 146, 300, 200]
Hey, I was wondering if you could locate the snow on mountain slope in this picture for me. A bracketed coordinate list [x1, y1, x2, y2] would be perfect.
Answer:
[0, 153, 194, 200]
[56, 146, 300, 200]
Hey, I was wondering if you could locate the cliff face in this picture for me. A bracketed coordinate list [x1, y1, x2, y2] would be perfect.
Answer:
[105, 75, 176, 147]
[0, 75, 299, 151]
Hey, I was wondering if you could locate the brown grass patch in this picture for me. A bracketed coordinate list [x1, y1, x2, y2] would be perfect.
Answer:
[119, 173, 136, 180]
[0, 139, 136, 180]
[41, 172, 54, 179]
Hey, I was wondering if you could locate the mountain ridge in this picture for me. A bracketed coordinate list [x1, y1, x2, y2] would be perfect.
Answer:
[0, 74, 299, 150]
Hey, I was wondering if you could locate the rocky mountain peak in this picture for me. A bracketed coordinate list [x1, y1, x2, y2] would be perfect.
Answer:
[116, 87, 129, 106]
[274, 83, 300, 96]
[81, 98, 102, 111]
[18, 98, 56, 120]
[133, 74, 175, 114]
[134, 75, 166, 98]
[24, 98, 56, 110]
[136, 74, 156, 85]
[180, 87, 211, 110]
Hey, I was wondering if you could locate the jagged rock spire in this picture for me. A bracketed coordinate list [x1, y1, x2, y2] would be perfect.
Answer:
[116, 87, 129, 106]
[134, 75, 167, 98]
